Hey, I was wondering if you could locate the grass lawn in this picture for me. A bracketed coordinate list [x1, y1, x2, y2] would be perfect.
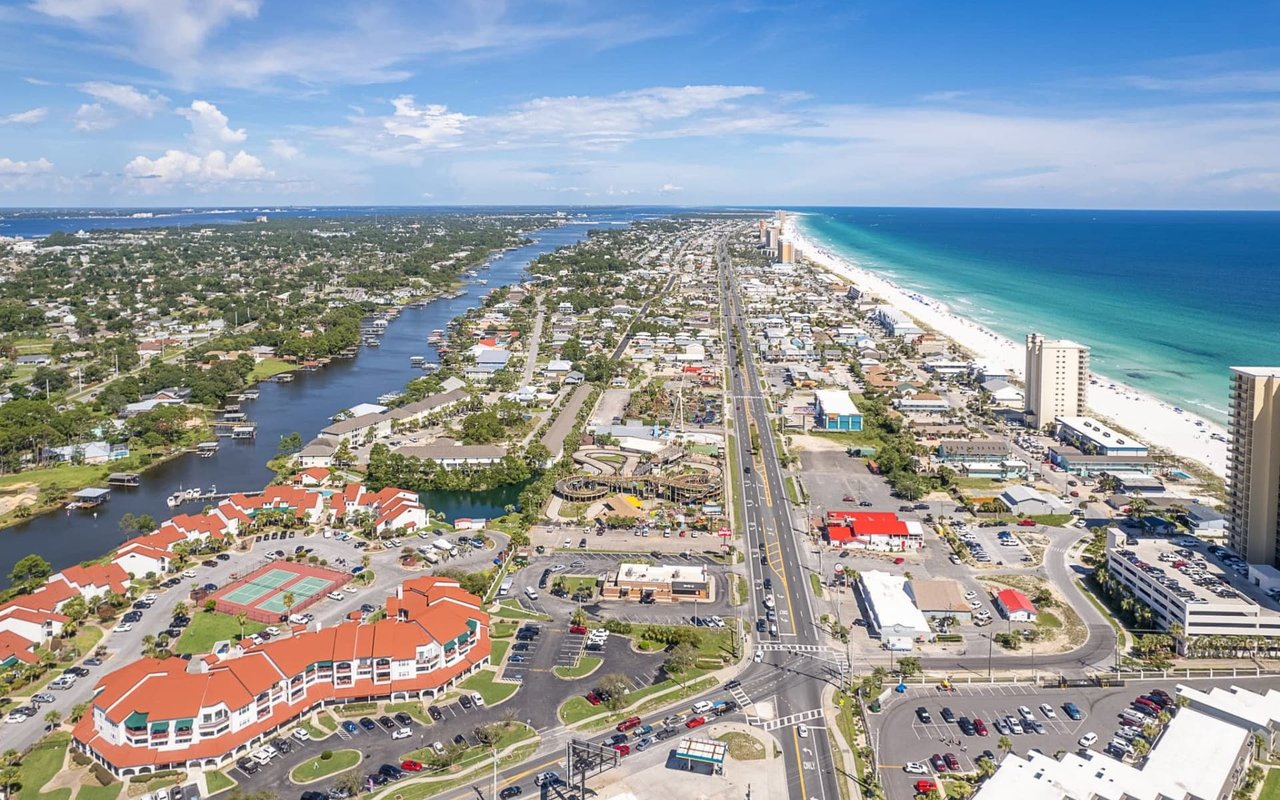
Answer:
[552, 655, 602, 680]
[1037, 611, 1062, 630]
[176, 612, 267, 654]
[491, 620, 518, 639]
[15, 732, 71, 800]
[458, 670, 519, 706]
[289, 750, 361, 783]
[555, 575, 598, 596]
[729, 574, 746, 606]
[1258, 768, 1280, 800]
[490, 639, 510, 665]
[299, 719, 329, 740]
[725, 434, 744, 526]
[314, 712, 337, 732]
[559, 674, 717, 727]
[715, 732, 765, 760]
[384, 701, 431, 726]
[785, 476, 802, 505]
[395, 732, 539, 800]
[246, 358, 296, 383]
[809, 572, 824, 597]
[953, 477, 1002, 491]
[203, 772, 235, 796]
[404, 723, 535, 765]
[1031, 514, 1075, 527]
[77, 785, 121, 800]
[809, 426, 889, 452]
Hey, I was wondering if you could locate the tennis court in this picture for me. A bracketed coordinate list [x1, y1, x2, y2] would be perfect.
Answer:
[258, 575, 332, 613]
[211, 560, 349, 623]
[218, 568, 297, 606]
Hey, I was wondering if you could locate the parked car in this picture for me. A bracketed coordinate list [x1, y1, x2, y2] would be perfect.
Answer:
[1063, 702, 1083, 720]
[685, 716, 707, 729]
[358, 717, 377, 731]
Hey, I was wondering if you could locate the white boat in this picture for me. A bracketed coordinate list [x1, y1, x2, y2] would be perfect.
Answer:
[410, 355, 425, 366]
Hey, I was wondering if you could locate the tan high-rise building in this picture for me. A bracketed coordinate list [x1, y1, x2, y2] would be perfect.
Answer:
[1227, 367, 1280, 565]
[1023, 333, 1089, 429]
[779, 239, 794, 263]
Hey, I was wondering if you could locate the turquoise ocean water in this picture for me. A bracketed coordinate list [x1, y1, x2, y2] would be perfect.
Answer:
[795, 208, 1280, 426]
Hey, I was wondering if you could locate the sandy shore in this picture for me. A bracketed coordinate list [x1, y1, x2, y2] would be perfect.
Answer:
[787, 219, 1229, 478]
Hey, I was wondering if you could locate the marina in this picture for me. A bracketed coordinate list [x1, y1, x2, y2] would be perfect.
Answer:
[0, 217, 606, 581]
[106, 472, 141, 487]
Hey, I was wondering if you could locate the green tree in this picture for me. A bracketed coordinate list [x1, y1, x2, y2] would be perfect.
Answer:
[277, 432, 303, 457]
[570, 607, 588, 627]
[663, 642, 698, 683]
[896, 656, 922, 677]
[9, 554, 52, 588]
[598, 672, 631, 711]
[997, 735, 1013, 756]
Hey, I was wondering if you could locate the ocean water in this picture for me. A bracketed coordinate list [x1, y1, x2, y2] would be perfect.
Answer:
[796, 207, 1280, 425]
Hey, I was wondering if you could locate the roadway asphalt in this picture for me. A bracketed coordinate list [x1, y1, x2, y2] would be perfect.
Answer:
[719, 241, 840, 800]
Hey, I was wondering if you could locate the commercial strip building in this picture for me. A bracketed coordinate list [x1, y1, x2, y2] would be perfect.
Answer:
[974, 684, 1276, 800]
[1046, 444, 1157, 477]
[907, 578, 971, 623]
[73, 577, 490, 776]
[812, 389, 863, 431]
[600, 562, 712, 603]
[856, 570, 932, 650]
[825, 511, 924, 552]
[1053, 416, 1149, 457]
[1227, 366, 1280, 566]
[1104, 529, 1280, 641]
[1023, 333, 1089, 429]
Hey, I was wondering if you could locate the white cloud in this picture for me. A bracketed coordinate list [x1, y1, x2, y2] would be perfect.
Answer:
[178, 100, 246, 148]
[123, 148, 267, 185]
[1122, 70, 1280, 94]
[383, 96, 471, 147]
[77, 81, 167, 115]
[0, 157, 53, 175]
[269, 139, 300, 159]
[73, 103, 116, 131]
[1, 107, 48, 125]
[33, 0, 260, 83]
[659, 183, 683, 193]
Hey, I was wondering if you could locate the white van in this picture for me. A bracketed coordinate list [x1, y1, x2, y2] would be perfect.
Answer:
[524, 586, 539, 601]
[1119, 708, 1146, 725]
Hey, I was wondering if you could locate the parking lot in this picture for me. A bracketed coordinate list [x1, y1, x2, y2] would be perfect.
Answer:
[874, 678, 1250, 800]
[953, 522, 1036, 567]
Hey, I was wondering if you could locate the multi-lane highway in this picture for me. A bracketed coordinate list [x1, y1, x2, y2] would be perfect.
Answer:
[717, 239, 839, 800]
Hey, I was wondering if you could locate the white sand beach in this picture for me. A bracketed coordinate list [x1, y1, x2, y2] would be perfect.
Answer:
[786, 219, 1229, 478]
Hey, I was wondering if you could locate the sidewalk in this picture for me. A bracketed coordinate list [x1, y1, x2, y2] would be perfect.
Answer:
[823, 684, 863, 800]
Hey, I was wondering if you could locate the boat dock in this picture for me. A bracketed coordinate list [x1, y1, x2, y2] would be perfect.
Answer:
[168, 486, 262, 507]
[66, 487, 111, 510]
[196, 441, 219, 458]
[106, 472, 141, 487]
[212, 421, 258, 438]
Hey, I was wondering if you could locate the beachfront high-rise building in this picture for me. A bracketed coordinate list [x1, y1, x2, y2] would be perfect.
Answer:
[779, 238, 795, 263]
[1023, 333, 1089, 429]
[1227, 367, 1280, 566]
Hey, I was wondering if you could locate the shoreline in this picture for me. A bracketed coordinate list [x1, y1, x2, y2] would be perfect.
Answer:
[786, 214, 1229, 479]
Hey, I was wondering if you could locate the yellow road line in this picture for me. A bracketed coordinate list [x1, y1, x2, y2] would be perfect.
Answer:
[792, 727, 808, 799]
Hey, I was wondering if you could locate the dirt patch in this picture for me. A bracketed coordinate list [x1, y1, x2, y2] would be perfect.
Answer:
[790, 434, 849, 453]
[980, 574, 1087, 655]
[0, 483, 37, 516]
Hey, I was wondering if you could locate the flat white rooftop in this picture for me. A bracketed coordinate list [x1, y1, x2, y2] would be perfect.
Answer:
[1056, 415, 1146, 449]
[860, 570, 930, 634]
[814, 389, 860, 417]
[614, 563, 707, 584]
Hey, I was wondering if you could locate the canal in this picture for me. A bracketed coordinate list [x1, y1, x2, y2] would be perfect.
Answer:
[0, 217, 613, 580]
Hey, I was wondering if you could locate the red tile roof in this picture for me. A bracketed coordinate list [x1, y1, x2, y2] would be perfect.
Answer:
[0, 631, 38, 664]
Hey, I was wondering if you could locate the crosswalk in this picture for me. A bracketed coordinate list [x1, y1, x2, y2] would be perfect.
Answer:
[760, 707, 825, 731]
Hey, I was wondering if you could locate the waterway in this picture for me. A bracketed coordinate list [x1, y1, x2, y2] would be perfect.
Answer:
[0, 214, 632, 580]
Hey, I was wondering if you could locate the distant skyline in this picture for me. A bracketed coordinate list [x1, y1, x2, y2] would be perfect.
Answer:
[2, 1, 1279, 208]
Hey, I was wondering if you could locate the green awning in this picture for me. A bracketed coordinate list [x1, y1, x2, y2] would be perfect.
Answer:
[466, 619, 478, 632]
[124, 711, 148, 728]
[150, 721, 169, 733]
[176, 719, 193, 730]
[314, 660, 333, 668]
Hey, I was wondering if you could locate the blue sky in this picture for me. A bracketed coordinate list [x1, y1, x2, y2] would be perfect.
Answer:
[1, 0, 1279, 207]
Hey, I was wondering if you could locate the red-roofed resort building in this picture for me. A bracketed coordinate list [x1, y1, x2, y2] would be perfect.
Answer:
[73, 576, 490, 776]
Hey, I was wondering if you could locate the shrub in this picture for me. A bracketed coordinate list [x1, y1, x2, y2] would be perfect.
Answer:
[320, 750, 333, 761]
[89, 764, 115, 787]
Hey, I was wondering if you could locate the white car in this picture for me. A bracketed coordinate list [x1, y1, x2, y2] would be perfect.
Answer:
[265, 626, 281, 637]
[1039, 704, 1057, 719]
[471, 692, 485, 707]
[763, 594, 775, 609]
[141, 594, 157, 603]
[6, 711, 29, 724]
[754, 649, 763, 663]
[182, 569, 197, 578]
[431, 742, 446, 756]
[1079, 732, 1098, 748]
[113, 622, 133, 633]
[292, 729, 310, 742]
[392, 728, 412, 740]
[692, 701, 714, 715]
[963, 590, 978, 600]
[709, 615, 725, 628]
[1018, 705, 1035, 721]
[327, 591, 344, 601]
[968, 600, 984, 609]
[903, 761, 928, 775]
[797, 724, 809, 738]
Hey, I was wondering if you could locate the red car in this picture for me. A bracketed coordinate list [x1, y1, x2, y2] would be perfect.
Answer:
[1018, 518, 1036, 526]
[617, 716, 642, 732]
[893, 557, 905, 565]
[685, 716, 707, 729]
[612, 744, 631, 757]
[915, 779, 938, 794]
[585, 692, 602, 706]
[944, 753, 960, 771]
[973, 718, 989, 736]
[400, 760, 423, 772]
[569, 624, 588, 635]
[930, 754, 947, 773]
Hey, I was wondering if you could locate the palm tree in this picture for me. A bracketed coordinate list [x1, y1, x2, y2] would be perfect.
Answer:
[281, 591, 296, 627]
[997, 735, 1013, 757]
[236, 611, 249, 640]
[43, 709, 61, 730]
